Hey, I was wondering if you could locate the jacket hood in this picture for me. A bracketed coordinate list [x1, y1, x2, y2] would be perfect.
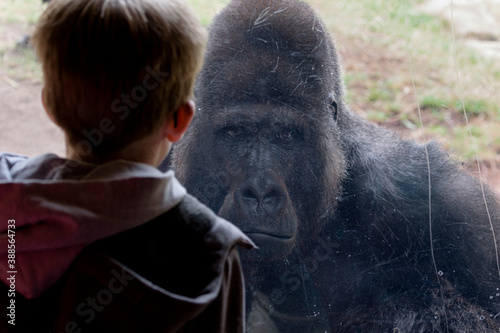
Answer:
[0, 153, 187, 299]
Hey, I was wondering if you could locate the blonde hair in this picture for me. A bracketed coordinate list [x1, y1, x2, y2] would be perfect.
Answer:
[32, 0, 206, 156]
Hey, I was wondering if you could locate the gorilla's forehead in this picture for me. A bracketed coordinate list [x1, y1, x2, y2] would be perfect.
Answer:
[202, 49, 333, 108]
[198, 2, 339, 109]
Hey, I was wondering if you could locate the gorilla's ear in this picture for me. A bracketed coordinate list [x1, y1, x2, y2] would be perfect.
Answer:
[329, 93, 338, 121]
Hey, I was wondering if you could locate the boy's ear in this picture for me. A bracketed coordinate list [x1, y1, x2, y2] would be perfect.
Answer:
[41, 88, 58, 126]
[165, 100, 195, 142]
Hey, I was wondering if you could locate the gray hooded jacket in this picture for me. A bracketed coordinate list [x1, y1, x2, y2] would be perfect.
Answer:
[0, 153, 254, 332]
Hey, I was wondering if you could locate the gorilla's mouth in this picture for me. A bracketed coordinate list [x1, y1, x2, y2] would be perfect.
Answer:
[239, 231, 297, 261]
[244, 231, 295, 241]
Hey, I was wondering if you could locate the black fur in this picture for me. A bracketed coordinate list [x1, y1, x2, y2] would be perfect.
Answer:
[172, 0, 500, 331]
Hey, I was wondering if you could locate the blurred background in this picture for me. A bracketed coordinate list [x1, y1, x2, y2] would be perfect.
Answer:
[0, 0, 499, 189]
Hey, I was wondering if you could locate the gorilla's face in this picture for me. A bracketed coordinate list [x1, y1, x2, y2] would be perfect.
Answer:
[175, 101, 345, 261]
[214, 104, 303, 260]
[172, 0, 347, 262]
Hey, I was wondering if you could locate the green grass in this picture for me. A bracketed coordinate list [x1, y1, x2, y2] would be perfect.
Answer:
[185, 0, 229, 26]
[0, 0, 44, 25]
[309, 0, 500, 161]
[0, 0, 228, 82]
[0, 0, 46, 82]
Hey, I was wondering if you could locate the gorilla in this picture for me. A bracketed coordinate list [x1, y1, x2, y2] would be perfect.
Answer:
[171, 0, 500, 331]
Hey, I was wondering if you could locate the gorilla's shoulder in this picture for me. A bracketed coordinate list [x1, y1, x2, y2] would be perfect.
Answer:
[339, 116, 493, 222]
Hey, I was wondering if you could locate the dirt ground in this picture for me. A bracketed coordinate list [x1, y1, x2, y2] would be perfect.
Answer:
[0, 21, 64, 157]
[0, 1, 499, 194]
[0, 80, 65, 156]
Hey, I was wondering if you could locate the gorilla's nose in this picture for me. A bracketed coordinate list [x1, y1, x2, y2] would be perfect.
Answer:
[237, 179, 287, 216]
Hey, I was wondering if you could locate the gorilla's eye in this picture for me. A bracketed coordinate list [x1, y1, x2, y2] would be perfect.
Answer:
[227, 127, 243, 137]
[278, 129, 293, 139]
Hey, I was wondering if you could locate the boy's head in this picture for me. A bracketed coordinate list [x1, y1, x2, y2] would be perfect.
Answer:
[32, 0, 206, 162]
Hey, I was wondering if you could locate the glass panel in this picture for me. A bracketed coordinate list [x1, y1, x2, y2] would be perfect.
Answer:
[174, 0, 500, 332]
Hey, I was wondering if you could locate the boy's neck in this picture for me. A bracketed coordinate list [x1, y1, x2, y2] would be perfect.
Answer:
[65, 136, 171, 167]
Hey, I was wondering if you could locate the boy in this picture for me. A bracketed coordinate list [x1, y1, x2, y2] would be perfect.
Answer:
[0, 0, 254, 331]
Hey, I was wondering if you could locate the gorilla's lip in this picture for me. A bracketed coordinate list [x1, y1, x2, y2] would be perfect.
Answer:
[244, 231, 294, 240]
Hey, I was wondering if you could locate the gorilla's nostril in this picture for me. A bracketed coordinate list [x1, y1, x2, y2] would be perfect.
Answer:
[239, 183, 286, 215]
[262, 193, 285, 214]
[262, 189, 284, 208]
[242, 188, 259, 201]
[264, 189, 281, 200]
